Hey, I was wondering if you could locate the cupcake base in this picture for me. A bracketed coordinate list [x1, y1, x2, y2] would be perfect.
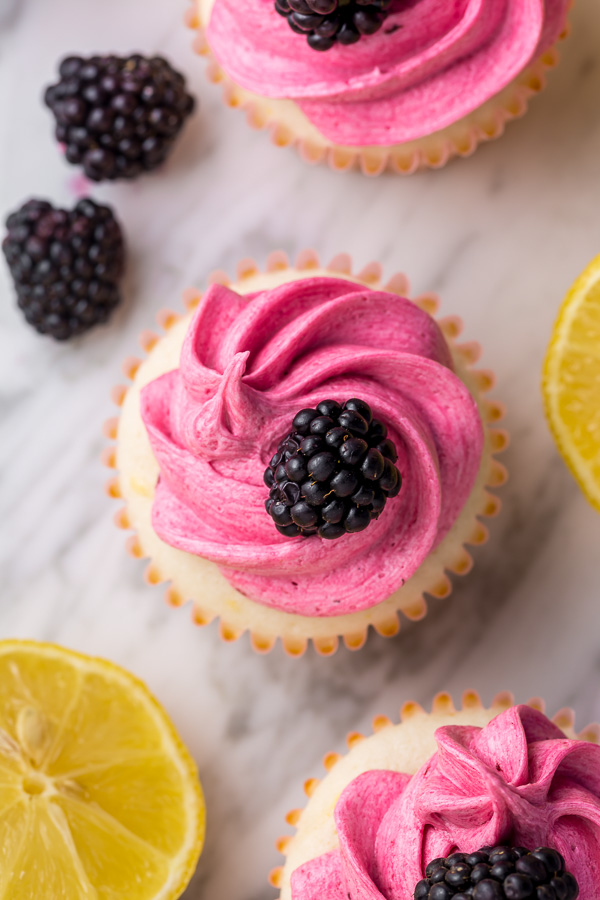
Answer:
[185, 1, 568, 176]
[270, 690, 600, 899]
[104, 251, 508, 657]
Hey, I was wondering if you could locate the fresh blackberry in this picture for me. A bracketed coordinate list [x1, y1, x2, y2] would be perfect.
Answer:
[275, 0, 395, 51]
[44, 54, 195, 181]
[2, 198, 125, 340]
[264, 398, 402, 539]
[414, 846, 579, 900]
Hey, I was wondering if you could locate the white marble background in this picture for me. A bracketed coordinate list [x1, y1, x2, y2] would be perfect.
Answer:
[1, 0, 600, 896]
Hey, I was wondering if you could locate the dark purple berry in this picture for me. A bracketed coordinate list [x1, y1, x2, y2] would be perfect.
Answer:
[531, 851, 563, 875]
[351, 485, 375, 507]
[380, 458, 401, 495]
[322, 498, 346, 524]
[344, 397, 373, 425]
[377, 438, 398, 462]
[307, 452, 337, 482]
[516, 857, 548, 885]
[429, 885, 453, 900]
[276, 0, 396, 50]
[361, 448, 385, 481]
[2, 198, 124, 340]
[264, 398, 402, 538]
[309, 415, 334, 436]
[339, 437, 368, 466]
[472, 865, 492, 884]
[45, 53, 195, 181]
[344, 506, 370, 533]
[285, 456, 308, 483]
[277, 523, 302, 537]
[338, 409, 369, 436]
[325, 427, 350, 449]
[293, 408, 318, 434]
[416, 847, 578, 900]
[490, 863, 516, 882]
[300, 435, 324, 456]
[330, 469, 359, 498]
[503, 873, 534, 899]
[369, 418, 388, 440]
[301, 480, 328, 507]
[446, 864, 472, 890]
[474, 882, 504, 900]
[291, 501, 318, 528]
[318, 522, 345, 539]
[271, 501, 293, 526]
[316, 398, 342, 418]
[280, 481, 301, 507]
[307, 33, 336, 50]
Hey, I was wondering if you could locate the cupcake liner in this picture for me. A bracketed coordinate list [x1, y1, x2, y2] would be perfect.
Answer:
[185, 2, 569, 176]
[270, 690, 600, 897]
[104, 251, 508, 657]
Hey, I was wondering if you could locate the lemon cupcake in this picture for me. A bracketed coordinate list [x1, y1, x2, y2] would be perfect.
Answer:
[271, 691, 600, 899]
[105, 251, 508, 656]
[185, 0, 570, 175]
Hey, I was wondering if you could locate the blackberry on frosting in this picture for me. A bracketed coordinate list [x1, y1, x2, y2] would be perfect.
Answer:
[274, 0, 394, 51]
[264, 398, 401, 539]
[415, 846, 579, 900]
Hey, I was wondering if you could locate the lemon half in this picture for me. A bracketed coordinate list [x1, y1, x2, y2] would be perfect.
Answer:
[543, 253, 600, 511]
[0, 640, 205, 899]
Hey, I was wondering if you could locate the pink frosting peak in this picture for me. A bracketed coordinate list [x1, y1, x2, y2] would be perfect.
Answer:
[292, 706, 600, 899]
[206, 0, 569, 145]
[141, 277, 483, 616]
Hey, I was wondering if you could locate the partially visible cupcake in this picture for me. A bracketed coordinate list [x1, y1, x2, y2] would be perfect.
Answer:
[271, 691, 600, 899]
[185, 0, 571, 175]
[105, 251, 508, 656]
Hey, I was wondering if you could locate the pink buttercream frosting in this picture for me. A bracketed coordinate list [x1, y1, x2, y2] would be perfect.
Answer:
[141, 277, 483, 616]
[293, 706, 600, 899]
[205, 0, 569, 145]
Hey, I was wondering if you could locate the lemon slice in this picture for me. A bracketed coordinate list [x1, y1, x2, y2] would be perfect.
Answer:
[0, 640, 205, 899]
[543, 253, 600, 511]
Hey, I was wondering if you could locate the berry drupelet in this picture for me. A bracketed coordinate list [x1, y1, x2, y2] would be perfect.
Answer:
[264, 398, 402, 540]
[2, 198, 125, 340]
[414, 846, 579, 900]
[275, 0, 394, 51]
[44, 54, 195, 181]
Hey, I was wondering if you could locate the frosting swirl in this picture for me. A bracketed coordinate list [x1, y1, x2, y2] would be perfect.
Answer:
[205, 0, 569, 145]
[141, 277, 482, 616]
[293, 706, 600, 899]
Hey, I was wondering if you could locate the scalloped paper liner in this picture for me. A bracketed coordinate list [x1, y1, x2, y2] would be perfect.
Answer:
[104, 251, 508, 657]
[270, 690, 600, 897]
[185, 1, 569, 176]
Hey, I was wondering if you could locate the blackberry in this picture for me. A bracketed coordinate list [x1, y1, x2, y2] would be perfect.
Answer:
[414, 846, 579, 900]
[264, 398, 402, 539]
[44, 54, 195, 181]
[2, 198, 125, 340]
[275, 0, 395, 51]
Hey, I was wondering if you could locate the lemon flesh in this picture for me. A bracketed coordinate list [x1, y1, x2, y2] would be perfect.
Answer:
[0, 641, 205, 899]
[543, 253, 600, 510]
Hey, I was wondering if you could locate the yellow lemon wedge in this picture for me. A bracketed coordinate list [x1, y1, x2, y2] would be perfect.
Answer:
[543, 253, 600, 511]
[0, 640, 205, 899]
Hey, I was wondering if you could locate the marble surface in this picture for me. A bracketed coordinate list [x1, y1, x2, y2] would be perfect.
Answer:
[1, 0, 600, 896]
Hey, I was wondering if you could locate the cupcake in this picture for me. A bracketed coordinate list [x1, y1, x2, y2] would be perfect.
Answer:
[271, 691, 600, 899]
[185, 0, 570, 175]
[105, 251, 508, 656]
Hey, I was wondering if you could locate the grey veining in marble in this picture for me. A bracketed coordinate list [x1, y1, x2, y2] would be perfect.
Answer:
[1, 0, 600, 897]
